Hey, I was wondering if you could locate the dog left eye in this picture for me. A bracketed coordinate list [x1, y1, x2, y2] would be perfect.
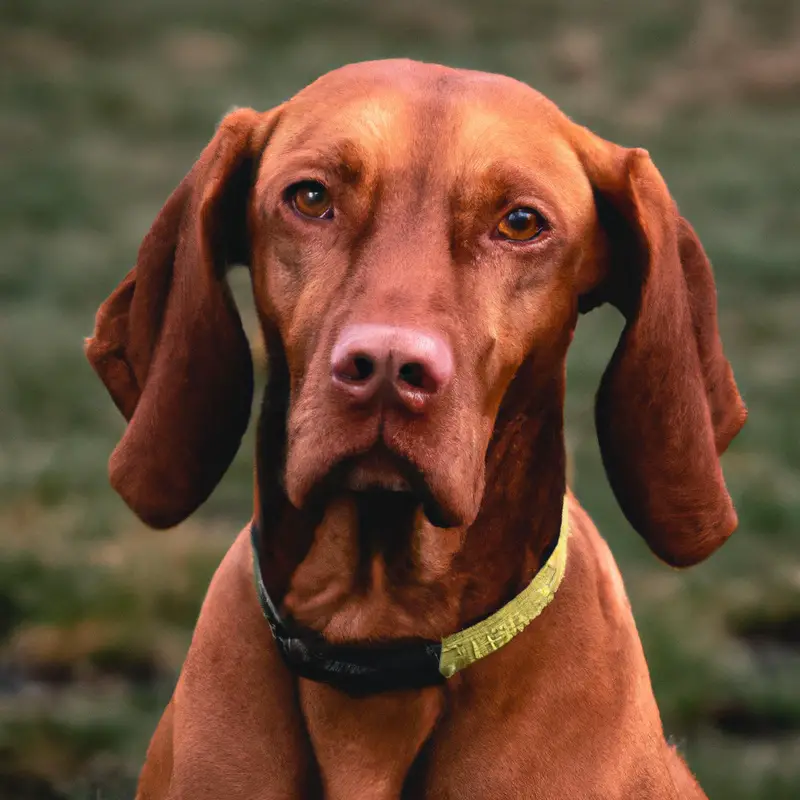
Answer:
[288, 181, 334, 220]
[496, 207, 546, 242]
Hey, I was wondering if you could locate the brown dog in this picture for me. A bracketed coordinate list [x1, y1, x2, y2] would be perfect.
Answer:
[86, 60, 746, 799]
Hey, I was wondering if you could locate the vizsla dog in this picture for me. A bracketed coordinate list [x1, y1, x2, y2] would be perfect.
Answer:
[86, 60, 746, 799]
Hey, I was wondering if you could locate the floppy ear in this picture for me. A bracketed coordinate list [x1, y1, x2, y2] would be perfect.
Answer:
[85, 107, 282, 528]
[575, 133, 747, 567]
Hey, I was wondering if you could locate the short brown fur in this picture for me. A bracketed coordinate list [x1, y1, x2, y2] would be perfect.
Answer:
[86, 60, 746, 798]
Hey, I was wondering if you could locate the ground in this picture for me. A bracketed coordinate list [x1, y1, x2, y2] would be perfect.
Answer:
[1, 1, 799, 797]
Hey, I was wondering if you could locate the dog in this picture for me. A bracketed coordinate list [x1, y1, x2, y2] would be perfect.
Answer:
[86, 59, 746, 799]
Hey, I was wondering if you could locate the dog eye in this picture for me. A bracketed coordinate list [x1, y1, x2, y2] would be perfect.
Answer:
[288, 181, 333, 219]
[496, 207, 546, 242]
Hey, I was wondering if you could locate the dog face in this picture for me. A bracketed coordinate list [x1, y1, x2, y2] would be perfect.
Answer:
[86, 59, 745, 566]
[253, 63, 599, 529]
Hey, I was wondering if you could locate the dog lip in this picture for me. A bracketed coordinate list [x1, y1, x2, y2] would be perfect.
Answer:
[302, 444, 456, 527]
[345, 469, 412, 492]
[343, 448, 413, 492]
[349, 450, 459, 529]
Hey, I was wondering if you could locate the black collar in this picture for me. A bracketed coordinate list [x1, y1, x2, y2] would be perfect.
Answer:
[250, 521, 445, 695]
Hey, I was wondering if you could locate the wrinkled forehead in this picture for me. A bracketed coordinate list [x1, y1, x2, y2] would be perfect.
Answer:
[266, 63, 589, 201]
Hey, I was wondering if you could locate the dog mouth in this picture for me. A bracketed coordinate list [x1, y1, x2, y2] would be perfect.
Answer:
[304, 445, 454, 528]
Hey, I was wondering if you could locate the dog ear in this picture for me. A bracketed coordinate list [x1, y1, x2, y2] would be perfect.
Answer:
[574, 131, 747, 566]
[85, 107, 282, 528]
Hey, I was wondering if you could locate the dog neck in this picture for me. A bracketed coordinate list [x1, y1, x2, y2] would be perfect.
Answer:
[253, 354, 567, 643]
[455, 362, 568, 626]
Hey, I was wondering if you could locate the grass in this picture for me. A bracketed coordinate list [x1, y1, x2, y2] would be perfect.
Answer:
[1, 0, 799, 796]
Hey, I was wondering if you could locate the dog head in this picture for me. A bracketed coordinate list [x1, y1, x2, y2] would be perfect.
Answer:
[86, 59, 745, 566]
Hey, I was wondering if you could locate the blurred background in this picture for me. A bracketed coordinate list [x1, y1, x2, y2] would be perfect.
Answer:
[1, 0, 799, 797]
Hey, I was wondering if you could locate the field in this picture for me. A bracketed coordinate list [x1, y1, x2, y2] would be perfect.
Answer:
[1, 1, 799, 797]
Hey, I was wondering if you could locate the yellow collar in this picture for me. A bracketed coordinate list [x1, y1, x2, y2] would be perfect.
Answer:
[251, 497, 569, 693]
[439, 496, 570, 678]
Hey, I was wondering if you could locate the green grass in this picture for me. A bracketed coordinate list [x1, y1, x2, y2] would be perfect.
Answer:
[1, 1, 799, 797]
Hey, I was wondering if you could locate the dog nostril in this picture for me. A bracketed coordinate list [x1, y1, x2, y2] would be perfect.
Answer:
[398, 362, 427, 390]
[337, 354, 375, 383]
[353, 356, 374, 381]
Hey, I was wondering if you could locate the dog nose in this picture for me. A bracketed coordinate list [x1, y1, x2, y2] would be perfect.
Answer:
[331, 324, 453, 412]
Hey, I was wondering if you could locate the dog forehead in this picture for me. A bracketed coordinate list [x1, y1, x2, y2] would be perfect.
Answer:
[272, 61, 581, 183]
[290, 58, 556, 109]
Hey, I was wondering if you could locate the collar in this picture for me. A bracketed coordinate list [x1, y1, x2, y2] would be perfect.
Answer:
[251, 497, 569, 695]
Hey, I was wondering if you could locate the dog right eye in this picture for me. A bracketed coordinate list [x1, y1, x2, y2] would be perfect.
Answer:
[496, 207, 547, 242]
[287, 181, 334, 220]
